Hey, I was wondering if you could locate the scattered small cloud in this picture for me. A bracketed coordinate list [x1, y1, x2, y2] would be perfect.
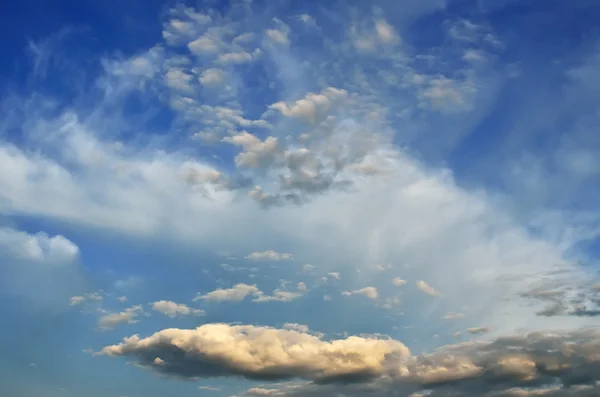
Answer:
[416, 280, 441, 297]
[392, 278, 407, 286]
[342, 287, 378, 301]
[98, 305, 143, 330]
[151, 300, 205, 317]
[194, 283, 261, 303]
[245, 250, 294, 261]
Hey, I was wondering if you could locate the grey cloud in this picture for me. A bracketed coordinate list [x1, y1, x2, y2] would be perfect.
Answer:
[236, 328, 600, 397]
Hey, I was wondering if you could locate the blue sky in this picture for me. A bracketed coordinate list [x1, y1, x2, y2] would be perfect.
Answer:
[2, 1, 600, 396]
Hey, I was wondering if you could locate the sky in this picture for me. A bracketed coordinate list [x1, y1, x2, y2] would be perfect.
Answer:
[2, 0, 600, 396]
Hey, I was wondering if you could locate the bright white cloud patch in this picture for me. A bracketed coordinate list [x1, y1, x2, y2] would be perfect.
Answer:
[195, 283, 261, 302]
[342, 287, 379, 301]
[199, 67, 226, 86]
[151, 300, 205, 317]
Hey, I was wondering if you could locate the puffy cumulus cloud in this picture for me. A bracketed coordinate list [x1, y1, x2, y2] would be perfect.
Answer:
[151, 300, 205, 317]
[223, 132, 281, 169]
[199, 67, 227, 86]
[416, 280, 441, 297]
[268, 87, 348, 125]
[194, 283, 261, 302]
[99, 305, 143, 330]
[229, 328, 600, 397]
[245, 250, 294, 261]
[101, 323, 410, 382]
[0, 227, 79, 265]
[343, 287, 379, 301]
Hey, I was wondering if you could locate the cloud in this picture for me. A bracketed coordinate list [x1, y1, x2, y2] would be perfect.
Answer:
[328, 272, 341, 280]
[245, 250, 294, 261]
[99, 305, 143, 330]
[1, 0, 598, 353]
[392, 278, 407, 286]
[265, 29, 289, 46]
[0, 226, 83, 308]
[0, 227, 79, 264]
[268, 87, 348, 125]
[416, 281, 441, 297]
[195, 283, 261, 302]
[217, 51, 254, 65]
[101, 322, 409, 382]
[198, 386, 221, 392]
[199, 67, 227, 86]
[151, 300, 205, 317]
[342, 287, 379, 301]
[442, 312, 465, 320]
[103, 323, 600, 397]
[466, 326, 491, 335]
[70, 292, 103, 306]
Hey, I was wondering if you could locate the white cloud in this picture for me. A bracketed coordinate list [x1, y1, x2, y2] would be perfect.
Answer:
[392, 278, 407, 286]
[217, 51, 253, 65]
[199, 67, 226, 86]
[245, 250, 294, 261]
[99, 305, 143, 330]
[165, 68, 194, 92]
[195, 283, 260, 302]
[268, 87, 347, 125]
[151, 300, 205, 317]
[265, 29, 289, 46]
[0, 227, 79, 264]
[223, 132, 280, 168]
[0, 226, 83, 308]
[188, 35, 221, 54]
[342, 287, 379, 301]
[328, 272, 341, 280]
[374, 20, 397, 43]
[416, 280, 441, 297]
